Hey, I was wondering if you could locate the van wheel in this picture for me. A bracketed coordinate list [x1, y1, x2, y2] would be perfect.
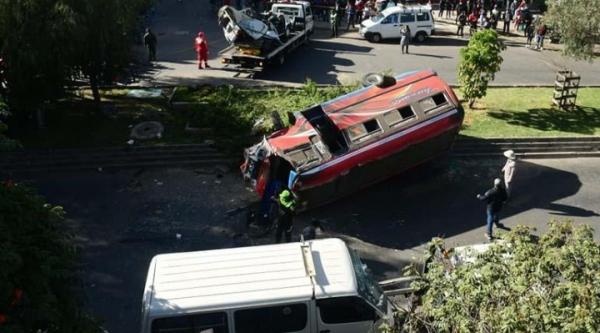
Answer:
[362, 73, 396, 88]
[415, 31, 427, 43]
[369, 33, 382, 43]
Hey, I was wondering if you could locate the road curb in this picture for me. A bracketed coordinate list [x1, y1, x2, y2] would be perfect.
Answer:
[2, 137, 599, 175]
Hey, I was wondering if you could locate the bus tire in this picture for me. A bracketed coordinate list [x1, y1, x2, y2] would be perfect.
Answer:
[362, 73, 396, 88]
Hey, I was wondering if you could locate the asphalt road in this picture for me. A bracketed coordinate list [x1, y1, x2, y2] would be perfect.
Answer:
[21, 156, 600, 333]
[135, 0, 600, 86]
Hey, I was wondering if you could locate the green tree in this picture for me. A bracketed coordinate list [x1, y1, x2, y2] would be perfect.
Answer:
[403, 222, 600, 332]
[545, 0, 600, 61]
[0, 182, 101, 333]
[458, 29, 506, 108]
[0, 0, 77, 127]
[0, 0, 153, 125]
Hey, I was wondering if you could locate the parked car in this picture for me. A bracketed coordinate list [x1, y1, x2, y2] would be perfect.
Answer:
[359, 4, 434, 43]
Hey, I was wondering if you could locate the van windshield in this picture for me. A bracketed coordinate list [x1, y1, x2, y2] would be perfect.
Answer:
[349, 250, 388, 316]
[371, 13, 384, 22]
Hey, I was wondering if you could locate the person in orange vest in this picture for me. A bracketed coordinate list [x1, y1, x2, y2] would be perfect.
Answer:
[194, 32, 210, 69]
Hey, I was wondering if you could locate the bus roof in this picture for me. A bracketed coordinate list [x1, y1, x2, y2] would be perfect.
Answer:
[144, 238, 357, 318]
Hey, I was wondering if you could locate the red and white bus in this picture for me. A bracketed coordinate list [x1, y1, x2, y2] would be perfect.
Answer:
[242, 69, 464, 209]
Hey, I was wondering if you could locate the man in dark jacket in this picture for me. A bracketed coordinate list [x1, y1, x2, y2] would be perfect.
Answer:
[477, 178, 508, 240]
[143, 28, 157, 62]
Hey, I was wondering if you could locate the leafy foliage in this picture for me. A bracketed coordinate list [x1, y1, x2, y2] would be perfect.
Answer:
[458, 29, 505, 107]
[0, 182, 101, 333]
[0, 122, 21, 152]
[403, 222, 600, 332]
[545, 0, 600, 62]
[0, 0, 153, 124]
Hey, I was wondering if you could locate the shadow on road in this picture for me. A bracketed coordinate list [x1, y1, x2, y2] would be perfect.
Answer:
[257, 40, 372, 84]
[302, 156, 583, 250]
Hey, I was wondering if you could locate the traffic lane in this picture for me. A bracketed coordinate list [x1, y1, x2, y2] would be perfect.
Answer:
[261, 31, 598, 85]
[17, 157, 600, 332]
[299, 157, 600, 254]
[142, 0, 600, 85]
[24, 168, 256, 333]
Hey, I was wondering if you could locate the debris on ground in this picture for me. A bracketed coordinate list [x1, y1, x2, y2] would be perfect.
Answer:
[130, 121, 164, 140]
[127, 88, 163, 98]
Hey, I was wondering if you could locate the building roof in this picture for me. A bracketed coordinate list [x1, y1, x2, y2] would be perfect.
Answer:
[146, 238, 357, 318]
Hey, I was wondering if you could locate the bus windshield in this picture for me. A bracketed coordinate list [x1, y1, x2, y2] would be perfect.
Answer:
[349, 249, 388, 316]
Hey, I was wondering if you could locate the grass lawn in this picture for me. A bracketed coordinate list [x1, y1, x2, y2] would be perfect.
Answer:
[460, 88, 600, 138]
[7, 86, 600, 150]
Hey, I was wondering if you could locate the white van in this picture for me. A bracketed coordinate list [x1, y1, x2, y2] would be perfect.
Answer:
[360, 5, 434, 43]
[140, 238, 394, 333]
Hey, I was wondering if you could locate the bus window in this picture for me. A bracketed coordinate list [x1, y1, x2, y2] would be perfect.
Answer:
[419, 93, 448, 113]
[383, 105, 416, 126]
[347, 119, 381, 143]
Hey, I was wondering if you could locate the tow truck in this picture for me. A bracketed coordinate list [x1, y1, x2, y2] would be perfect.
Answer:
[218, 1, 314, 71]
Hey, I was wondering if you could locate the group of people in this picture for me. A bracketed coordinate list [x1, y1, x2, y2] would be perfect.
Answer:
[452, 0, 548, 50]
[477, 149, 517, 240]
[143, 28, 211, 69]
[261, 149, 517, 244]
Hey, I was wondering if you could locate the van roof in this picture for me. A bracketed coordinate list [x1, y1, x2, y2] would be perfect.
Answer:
[382, 4, 432, 14]
[145, 238, 357, 318]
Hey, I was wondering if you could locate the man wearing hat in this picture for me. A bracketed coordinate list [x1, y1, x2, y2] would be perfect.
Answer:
[275, 189, 297, 243]
[502, 150, 516, 197]
[477, 178, 508, 240]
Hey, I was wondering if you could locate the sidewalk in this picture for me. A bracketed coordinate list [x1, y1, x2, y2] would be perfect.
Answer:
[433, 14, 562, 52]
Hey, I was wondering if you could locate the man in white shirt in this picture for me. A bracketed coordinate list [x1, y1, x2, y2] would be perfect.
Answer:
[502, 150, 516, 197]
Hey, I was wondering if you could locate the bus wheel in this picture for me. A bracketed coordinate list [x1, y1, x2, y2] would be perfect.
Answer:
[362, 73, 396, 88]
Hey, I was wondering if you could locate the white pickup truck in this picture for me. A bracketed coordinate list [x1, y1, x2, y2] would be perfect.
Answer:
[219, 1, 314, 70]
[140, 238, 395, 333]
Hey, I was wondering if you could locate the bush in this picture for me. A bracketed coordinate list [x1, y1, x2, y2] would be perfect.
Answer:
[404, 222, 600, 332]
[0, 182, 101, 333]
[458, 29, 506, 107]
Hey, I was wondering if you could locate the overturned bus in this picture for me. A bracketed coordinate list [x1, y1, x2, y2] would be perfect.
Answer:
[241, 70, 464, 210]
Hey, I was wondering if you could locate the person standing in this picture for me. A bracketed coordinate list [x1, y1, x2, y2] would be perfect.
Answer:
[330, 8, 339, 37]
[446, 0, 453, 18]
[143, 28, 157, 62]
[468, 11, 478, 35]
[457, 11, 467, 36]
[399, 25, 410, 54]
[502, 4, 511, 34]
[439, 0, 446, 17]
[535, 22, 546, 50]
[501, 150, 517, 196]
[525, 23, 534, 47]
[355, 0, 365, 25]
[477, 178, 508, 240]
[275, 189, 297, 243]
[194, 32, 210, 69]
[346, 1, 356, 30]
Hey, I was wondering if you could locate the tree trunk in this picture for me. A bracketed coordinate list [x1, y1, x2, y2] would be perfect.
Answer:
[35, 107, 46, 129]
[469, 99, 475, 108]
[89, 73, 101, 105]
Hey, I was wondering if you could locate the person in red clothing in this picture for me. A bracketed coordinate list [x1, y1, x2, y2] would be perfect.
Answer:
[194, 32, 210, 69]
